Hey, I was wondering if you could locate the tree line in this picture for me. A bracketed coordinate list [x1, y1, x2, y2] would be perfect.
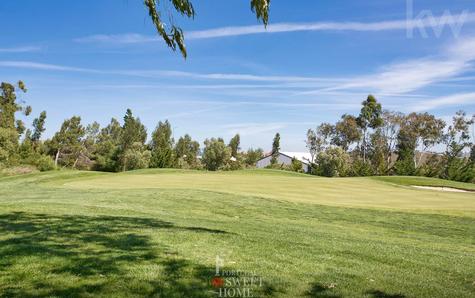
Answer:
[303, 95, 475, 182]
[1, 81, 474, 182]
[0, 82, 264, 173]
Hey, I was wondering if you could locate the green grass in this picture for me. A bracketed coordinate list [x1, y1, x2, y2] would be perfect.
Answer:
[372, 176, 475, 191]
[0, 170, 474, 297]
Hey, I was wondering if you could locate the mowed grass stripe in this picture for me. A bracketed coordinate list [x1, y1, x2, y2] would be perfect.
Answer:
[61, 169, 475, 215]
[0, 170, 474, 297]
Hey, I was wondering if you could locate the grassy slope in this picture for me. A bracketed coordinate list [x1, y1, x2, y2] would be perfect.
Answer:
[63, 169, 475, 215]
[0, 170, 474, 297]
[372, 176, 475, 191]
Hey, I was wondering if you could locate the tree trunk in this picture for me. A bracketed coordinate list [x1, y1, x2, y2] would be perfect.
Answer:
[72, 157, 79, 169]
[362, 128, 367, 163]
[55, 149, 60, 167]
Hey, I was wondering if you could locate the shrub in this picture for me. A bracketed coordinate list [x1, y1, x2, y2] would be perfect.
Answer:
[393, 158, 416, 176]
[35, 155, 56, 172]
[350, 158, 373, 177]
[417, 155, 444, 178]
[122, 146, 151, 171]
[445, 158, 475, 183]
[202, 138, 231, 171]
[289, 158, 303, 173]
[315, 147, 351, 177]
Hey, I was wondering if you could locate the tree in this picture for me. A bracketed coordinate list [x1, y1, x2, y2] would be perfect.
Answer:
[202, 138, 231, 171]
[442, 111, 474, 181]
[48, 116, 86, 168]
[306, 129, 318, 164]
[357, 95, 383, 163]
[119, 109, 147, 171]
[314, 147, 351, 177]
[333, 114, 361, 151]
[306, 123, 335, 163]
[380, 111, 405, 170]
[122, 142, 152, 171]
[270, 133, 280, 165]
[150, 120, 174, 168]
[174, 134, 200, 168]
[144, 0, 270, 58]
[94, 118, 123, 172]
[244, 148, 263, 167]
[31, 111, 47, 143]
[228, 134, 241, 157]
[369, 129, 389, 175]
[0, 81, 30, 165]
[289, 158, 303, 173]
[394, 123, 417, 176]
[407, 112, 445, 168]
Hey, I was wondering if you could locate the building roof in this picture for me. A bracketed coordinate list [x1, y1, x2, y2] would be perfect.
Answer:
[280, 152, 312, 165]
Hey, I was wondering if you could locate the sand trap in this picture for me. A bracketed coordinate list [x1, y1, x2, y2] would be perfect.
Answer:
[412, 186, 471, 193]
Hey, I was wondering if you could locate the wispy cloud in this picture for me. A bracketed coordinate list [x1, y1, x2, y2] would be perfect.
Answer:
[74, 12, 475, 43]
[0, 60, 342, 84]
[224, 123, 288, 136]
[188, 13, 475, 39]
[0, 61, 97, 72]
[224, 122, 316, 136]
[409, 92, 475, 111]
[300, 35, 475, 95]
[3, 35, 475, 113]
[0, 46, 42, 53]
[74, 34, 158, 44]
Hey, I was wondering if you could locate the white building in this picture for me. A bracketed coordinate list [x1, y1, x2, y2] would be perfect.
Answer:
[256, 152, 312, 172]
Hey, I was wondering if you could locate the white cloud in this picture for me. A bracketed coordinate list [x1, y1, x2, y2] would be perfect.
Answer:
[0, 61, 97, 72]
[301, 35, 475, 95]
[409, 92, 475, 111]
[0, 46, 42, 53]
[0, 60, 341, 84]
[74, 12, 475, 43]
[223, 123, 288, 136]
[74, 34, 158, 44]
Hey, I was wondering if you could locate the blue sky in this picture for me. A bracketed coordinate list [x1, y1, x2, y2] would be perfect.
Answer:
[1, 0, 475, 151]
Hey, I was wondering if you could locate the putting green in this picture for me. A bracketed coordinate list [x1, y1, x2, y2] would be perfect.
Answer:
[62, 169, 475, 215]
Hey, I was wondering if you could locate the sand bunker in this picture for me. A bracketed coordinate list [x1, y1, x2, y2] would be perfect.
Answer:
[412, 186, 472, 193]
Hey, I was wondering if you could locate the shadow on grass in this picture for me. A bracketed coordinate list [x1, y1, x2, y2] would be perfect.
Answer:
[0, 212, 233, 297]
[305, 282, 342, 298]
[366, 290, 406, 298]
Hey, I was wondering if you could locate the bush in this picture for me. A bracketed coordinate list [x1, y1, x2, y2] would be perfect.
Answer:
[288, 158, 304, 173]
[417, 155, 444, 178]
[350, 159, 373, 177]
[202, 138, 231, 171]
[314, 147, 351, 177]
[393, 158, 416, 176]
[122, 146, 151, 171]
[445, 158, 475, 183]
[35, 155, 56, 172]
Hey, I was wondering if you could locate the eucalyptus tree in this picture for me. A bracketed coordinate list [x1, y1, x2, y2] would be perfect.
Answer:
[306, 123, 335, 164]
[356, 95, 383, 163]
[333, 114, 361, 151]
